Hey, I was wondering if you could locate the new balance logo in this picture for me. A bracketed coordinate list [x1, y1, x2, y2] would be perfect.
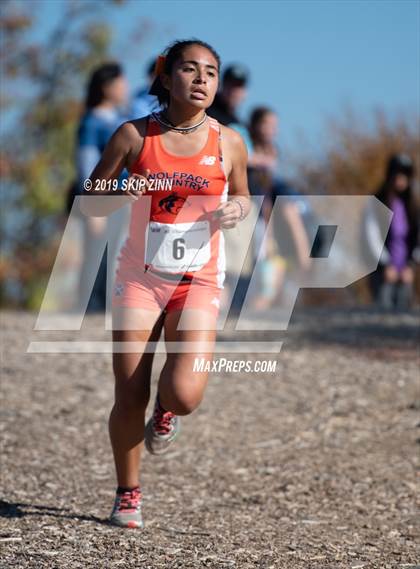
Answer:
[114, 283, 124, 297]
[199, 155, 216, 166]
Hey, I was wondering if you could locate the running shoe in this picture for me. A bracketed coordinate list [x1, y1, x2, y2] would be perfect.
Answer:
[109, 486, 144, 528]
[144, 395, 181, 455]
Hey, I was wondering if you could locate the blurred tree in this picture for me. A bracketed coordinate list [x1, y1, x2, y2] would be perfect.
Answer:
[292, 106, 420, 303]
[294, 106, 419, 197]
[0, 0, 150, 308]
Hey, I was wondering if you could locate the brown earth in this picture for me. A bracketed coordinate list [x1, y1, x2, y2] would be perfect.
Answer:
[0, 306, 419, 569]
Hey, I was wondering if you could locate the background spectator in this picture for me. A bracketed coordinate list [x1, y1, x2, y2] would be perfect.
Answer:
[362, 153, 419, 310]
[208, 63, 254, 313]
[247, 106, 312, 308]
[75, 62, 129, 312]
[208, 63, 253, 152]
[131, 58, 162, 119]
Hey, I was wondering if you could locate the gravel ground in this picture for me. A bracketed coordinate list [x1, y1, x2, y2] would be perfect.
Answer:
[1, 306, 419, 569]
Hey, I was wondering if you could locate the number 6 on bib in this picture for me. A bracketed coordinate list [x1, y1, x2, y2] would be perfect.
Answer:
[145, 220, 211, 273]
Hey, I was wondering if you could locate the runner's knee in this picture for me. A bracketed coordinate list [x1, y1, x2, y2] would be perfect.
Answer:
[113, 379, 151, 412]
[160, 382, 204, 415]
[170, 394, 202, 416]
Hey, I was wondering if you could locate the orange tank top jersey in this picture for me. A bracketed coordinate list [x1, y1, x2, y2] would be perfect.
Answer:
[117, 114, 228, 288]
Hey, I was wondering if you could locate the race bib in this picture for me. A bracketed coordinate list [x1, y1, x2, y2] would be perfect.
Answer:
[145, 220, 211, 273]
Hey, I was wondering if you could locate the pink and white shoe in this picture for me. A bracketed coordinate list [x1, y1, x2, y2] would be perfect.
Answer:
[109, 487, 144, 528]
[144, 395, 181, 455]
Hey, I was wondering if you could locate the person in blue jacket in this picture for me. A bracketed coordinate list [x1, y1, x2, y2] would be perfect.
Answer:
[75, 62, 129, 312]
[130, 58, 162, 119]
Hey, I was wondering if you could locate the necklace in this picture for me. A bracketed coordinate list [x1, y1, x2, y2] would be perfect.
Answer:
[153, 111, 207, 135]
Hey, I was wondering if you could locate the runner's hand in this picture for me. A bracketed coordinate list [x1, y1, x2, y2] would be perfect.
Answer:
[125, 169, 150, 202]
[213, 200, 241, 229]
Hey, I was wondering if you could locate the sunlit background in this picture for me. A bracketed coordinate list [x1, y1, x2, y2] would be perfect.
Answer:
[1, 0, 419, 309]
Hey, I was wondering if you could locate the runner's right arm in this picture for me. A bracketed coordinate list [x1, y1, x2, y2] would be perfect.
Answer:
[79, 121, 149, 217]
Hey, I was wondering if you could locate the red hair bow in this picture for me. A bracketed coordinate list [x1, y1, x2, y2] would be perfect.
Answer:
[154, 55, 166, 76]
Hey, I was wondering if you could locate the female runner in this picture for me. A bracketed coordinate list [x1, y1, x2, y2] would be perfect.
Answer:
[80, 39, 251, 528]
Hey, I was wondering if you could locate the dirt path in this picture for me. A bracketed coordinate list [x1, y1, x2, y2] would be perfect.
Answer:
[1, 307, 419, 568]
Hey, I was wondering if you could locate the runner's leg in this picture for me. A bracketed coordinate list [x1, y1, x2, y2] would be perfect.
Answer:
[157, 309, 218, 415]
[109, 307, 164, 488]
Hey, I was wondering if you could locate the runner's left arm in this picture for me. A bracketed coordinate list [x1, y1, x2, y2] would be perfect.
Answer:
[214, 129, 251, 229]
